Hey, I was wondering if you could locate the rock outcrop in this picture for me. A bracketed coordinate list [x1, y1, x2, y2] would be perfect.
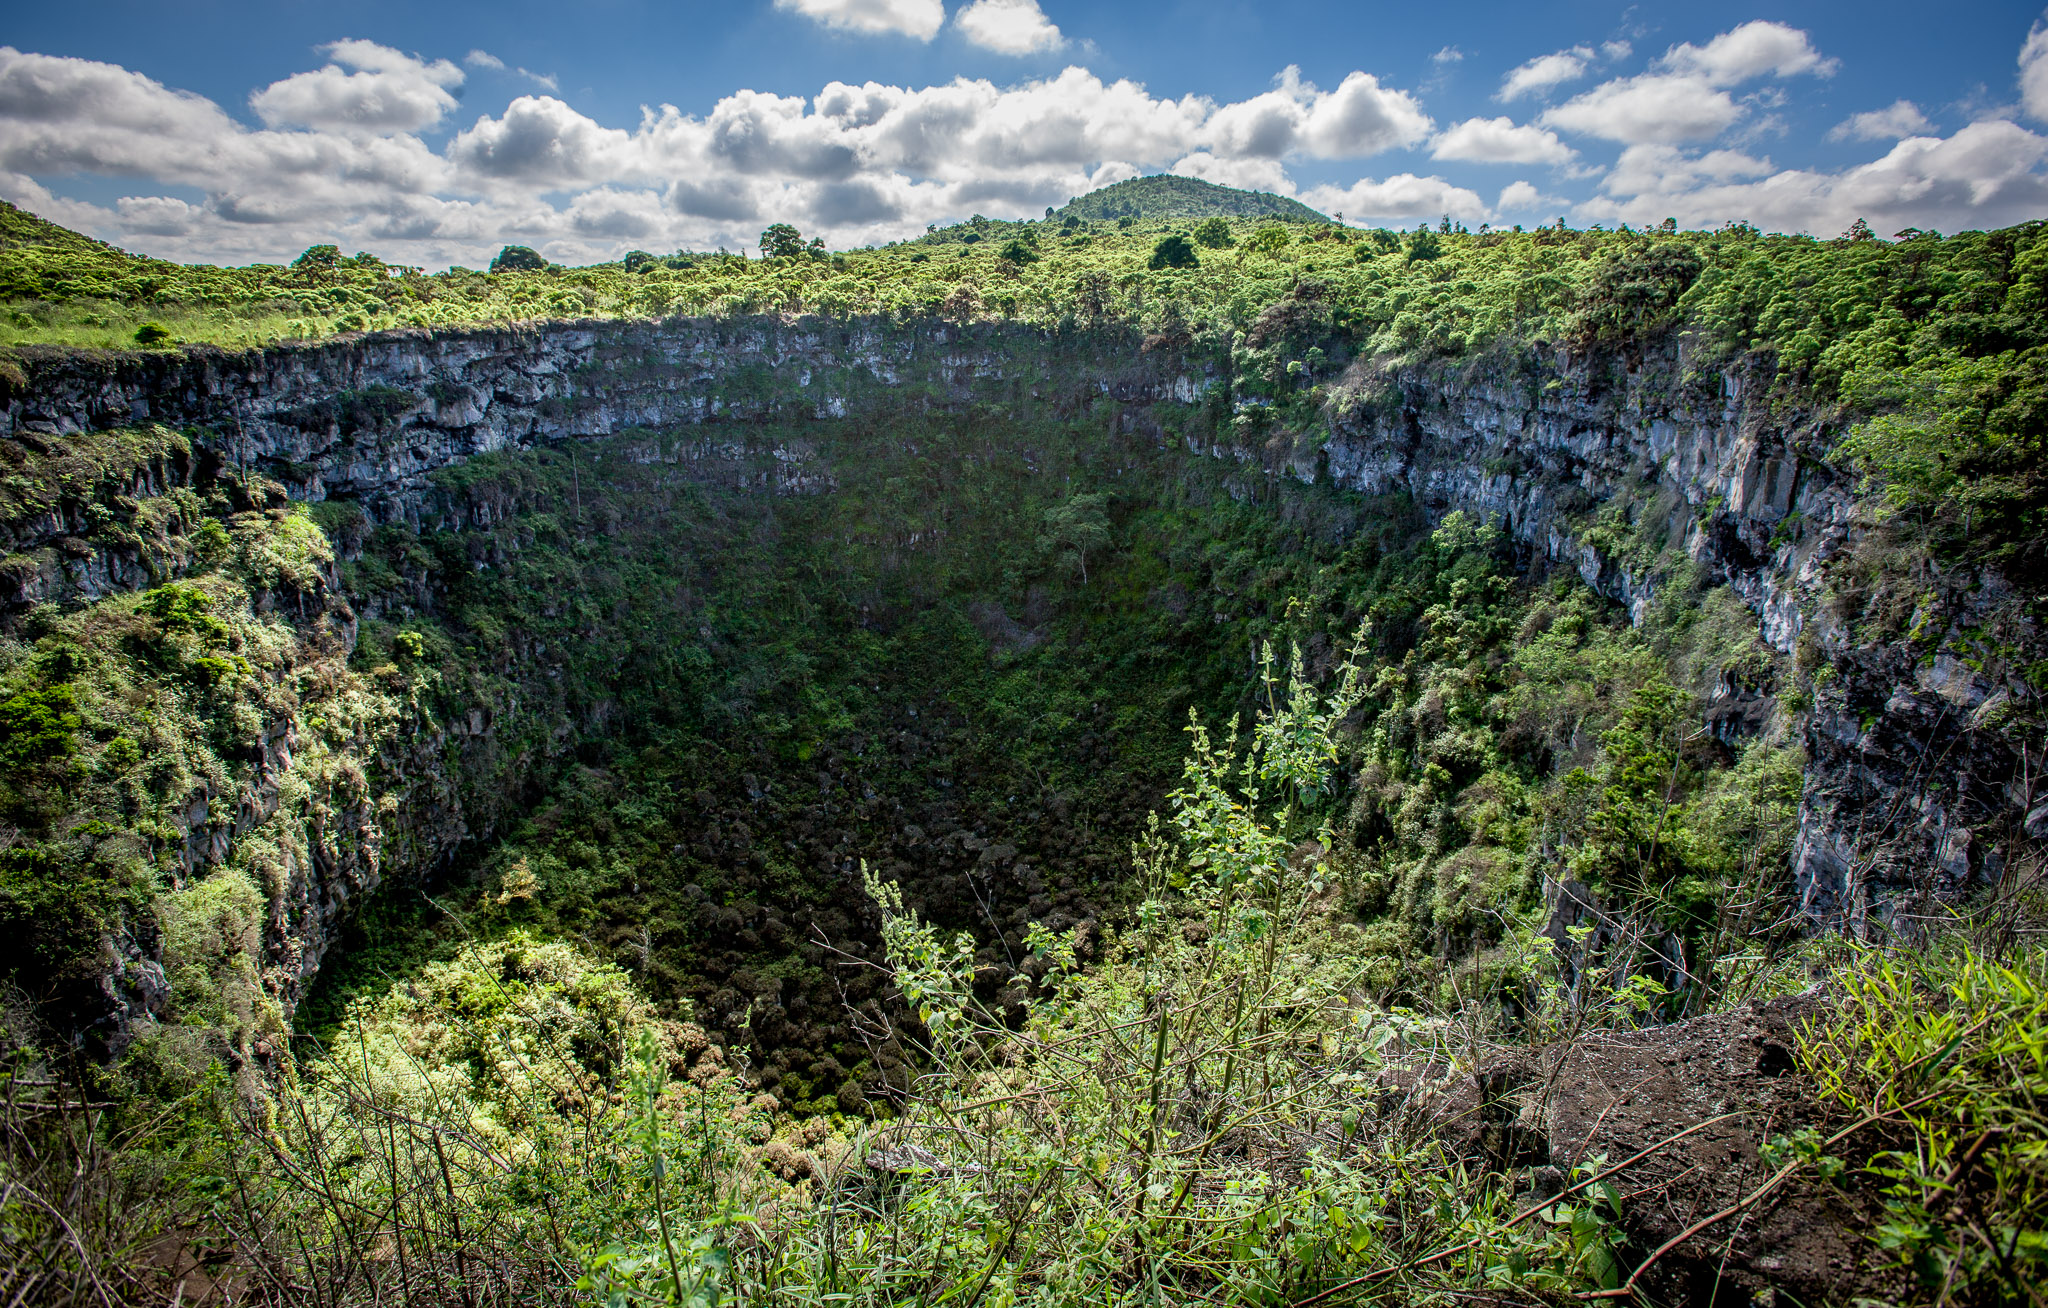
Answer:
[1396, 992, 1906, 1306]
[1, 316, 2034, 1036]
[1306, 345, 2035, 930]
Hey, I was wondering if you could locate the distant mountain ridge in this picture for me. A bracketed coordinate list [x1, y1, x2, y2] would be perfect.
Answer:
[1055, 175, 1332, 225]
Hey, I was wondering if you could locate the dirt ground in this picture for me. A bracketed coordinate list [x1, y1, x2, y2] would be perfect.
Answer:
[1393, 993, 1910, 1307]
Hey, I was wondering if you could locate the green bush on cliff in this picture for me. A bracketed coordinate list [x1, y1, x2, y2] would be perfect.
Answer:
[10, 643, 1995, 1306]
[1802, 927, 2048, 1304]
[0, 450, 404, 1047]
[4, 644, 1767, 1306]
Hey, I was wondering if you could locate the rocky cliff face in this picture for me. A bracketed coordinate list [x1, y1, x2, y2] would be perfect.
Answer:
[1, 317, 1215, 1045]
[2, 317, 2034, 1037]
[1303, 345, 2037, 931]
[2, 318, 1200, 528]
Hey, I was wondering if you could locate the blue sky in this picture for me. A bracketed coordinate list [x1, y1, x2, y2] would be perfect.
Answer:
[3, 0, 2045, 267]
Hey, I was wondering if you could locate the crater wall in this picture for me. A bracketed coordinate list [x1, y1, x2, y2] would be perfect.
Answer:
[2, 317, 2033, 1040]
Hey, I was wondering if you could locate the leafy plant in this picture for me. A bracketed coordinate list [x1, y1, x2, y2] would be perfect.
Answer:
[1801, 930, 2048, 1305]
[1148, 232, 1199, 270]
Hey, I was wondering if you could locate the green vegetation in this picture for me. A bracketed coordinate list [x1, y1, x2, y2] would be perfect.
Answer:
[758, 224, 826, 261]
[1054, 174, 1333, 225]
[0, 190, 2044, 1304]
[491, 245, 550, 273]
[0, 429, 379, 1044]
[1802, 926, 2048, 1301]
[4, 198, 2040, 573]
[5, 640, 2037, 1304]
[1147, 231, 1199, 270]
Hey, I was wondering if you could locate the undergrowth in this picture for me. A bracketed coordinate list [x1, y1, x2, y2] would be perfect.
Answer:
[1799, 881, 2048, 1307]
[2, 656, 2038, 1306]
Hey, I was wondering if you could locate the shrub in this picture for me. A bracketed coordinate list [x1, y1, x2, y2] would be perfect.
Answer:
[489, 245, 548, 273]
[1247, 224, 1293, 254]
[1149, 232, 1199, 270]
[1800, 927, 2048, 1305]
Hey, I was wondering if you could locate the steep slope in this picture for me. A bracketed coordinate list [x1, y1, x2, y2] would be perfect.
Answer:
[1, 310, 2038, 1075]
[2, 208, 2044, 1308]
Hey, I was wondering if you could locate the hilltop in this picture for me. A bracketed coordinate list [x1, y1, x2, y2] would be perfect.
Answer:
[1054, 174, 1332, 224]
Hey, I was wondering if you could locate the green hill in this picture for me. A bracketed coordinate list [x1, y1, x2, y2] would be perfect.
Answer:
[0, 200, 114, 254]
[1055, 174, 1331, 224]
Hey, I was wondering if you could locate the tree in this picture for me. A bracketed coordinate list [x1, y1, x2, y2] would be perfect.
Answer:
[1039, 492, 1112, 583]
[1247, 225, 1292, 255]
[998, 237, 1039, 265]
[759, 224, 824, 259]
[1193, 216, 1233, 249]
[1149, 233, 1199, 270]
[291, 244, 340, 271]
[1406, 227, 1443, 262]
[490, 245, 548, 272]
[759, 224, 805, 258]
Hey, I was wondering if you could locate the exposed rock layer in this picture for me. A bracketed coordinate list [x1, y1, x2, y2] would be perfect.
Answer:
[1, 318, 2033, 1029]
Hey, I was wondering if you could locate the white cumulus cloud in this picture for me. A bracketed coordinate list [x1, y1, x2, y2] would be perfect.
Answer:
[1169, 151, 1293, 195]
[1585, 121, 2048, 235]
[1541, 22, 1834, 146]
[1498, 47, 1594, 101]
[774, 0, 944, 40]
[1496, 180, 1567, 214]
[447, 95, 637, 188]
[2023, 16, 2048, 122]
[954, 0, 1065, 55]
[1828, 100, 1933, 142]
[1431, 116, 1575, 165]
[114, 194, 204, 235]
[1203, 67, 1431, 161]
[0, 43, 1445, 262]
[1302, 174, 1486, 224]
[1300, 71, 1433, 156]
[1541, 74, 1739, 145]
[0, 45, 250, 177]
[249, 40, 463, 135]
[6, 28, 2046, 271]
[1658, 20, 1838, 84]
[1601, 144, 1772, 198]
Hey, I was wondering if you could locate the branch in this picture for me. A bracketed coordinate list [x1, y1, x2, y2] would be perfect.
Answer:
[1290, 1111, 1742, 1307]
[1576, 1086, 1951, 1301]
